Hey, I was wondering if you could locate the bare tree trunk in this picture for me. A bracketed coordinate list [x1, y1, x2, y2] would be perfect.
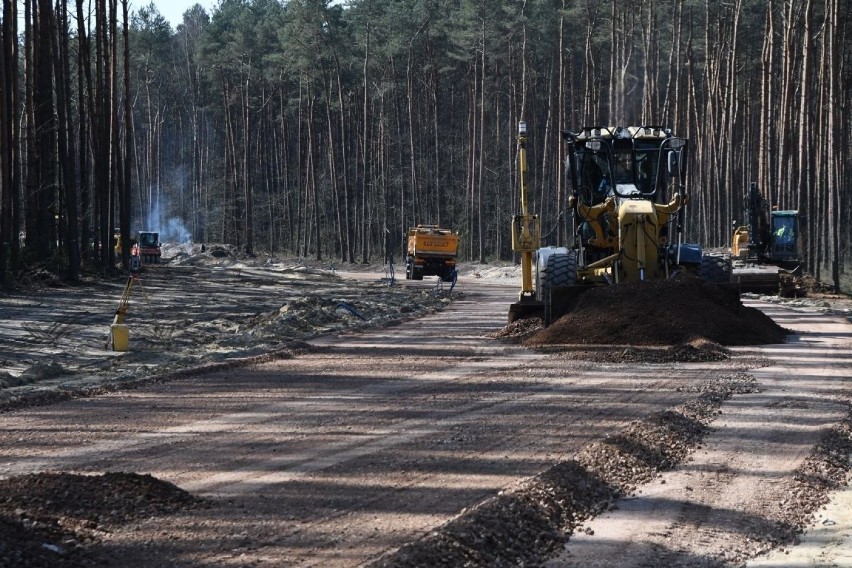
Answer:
[776, 1, 800, 208]
[223, 76, 242, 247]
[407, 47, 417, 228]
[33, 0, 58, 261]
[758, 1, 774, 198]
[76, 0, 95, 262]
[0, 0, 19, 284]
[429, 41, 441, 229]
[122, 0, 132, 262]
[477, 17, 485, 262]
[94, 0, 113, 267]
[324, 83, 343, 260]
[557, 0, 566, 245]
[243, 72, 254, 256]
[332, 59, 353, 263]
[361, 10, 371, 264]
[109, 0, 127, 269]
[826, 0, 840, 289]
[467, 61, 476, 260]
[52, 0, 80, 281]
[796, 0, 813, 273]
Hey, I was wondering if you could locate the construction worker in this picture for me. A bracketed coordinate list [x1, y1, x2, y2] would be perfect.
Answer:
[775, 223, 792, 245]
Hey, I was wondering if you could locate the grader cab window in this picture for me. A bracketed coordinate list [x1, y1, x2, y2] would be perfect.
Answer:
[634, 152, 658, 194]
[613, 151, 633, 184]
[576, 151, 611, 204]
[573, 136, 667, 203]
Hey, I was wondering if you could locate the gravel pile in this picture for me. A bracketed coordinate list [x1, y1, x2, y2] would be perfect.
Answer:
[370, 374, 757, 567]
[0, 472, 201, 568]
[535, 338, 731, 364]
[494, 277, 782, 361]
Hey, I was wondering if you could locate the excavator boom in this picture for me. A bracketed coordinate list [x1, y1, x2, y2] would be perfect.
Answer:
[508, 121, 543, 322]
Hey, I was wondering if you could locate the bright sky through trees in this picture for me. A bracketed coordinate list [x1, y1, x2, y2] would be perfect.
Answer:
[144, 0, 215, 28]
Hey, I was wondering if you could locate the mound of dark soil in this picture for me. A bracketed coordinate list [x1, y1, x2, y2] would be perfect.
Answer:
[0, 472, 200, 568]
[525, 278, 788, 347]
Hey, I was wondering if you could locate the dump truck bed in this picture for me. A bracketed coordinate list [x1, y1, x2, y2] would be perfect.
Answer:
[406, 226, 459, 256]
[405, 225, 459, 282]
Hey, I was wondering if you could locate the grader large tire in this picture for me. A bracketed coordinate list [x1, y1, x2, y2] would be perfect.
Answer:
[541, 251, 577, 324]
[700, 253, 732, 284]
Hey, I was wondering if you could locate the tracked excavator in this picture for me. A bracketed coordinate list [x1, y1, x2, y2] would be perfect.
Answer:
[730, 182, 803, 294]
[510, 124, 721, 324]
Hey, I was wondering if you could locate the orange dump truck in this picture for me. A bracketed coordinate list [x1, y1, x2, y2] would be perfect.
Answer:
[405, 225, 459, 282]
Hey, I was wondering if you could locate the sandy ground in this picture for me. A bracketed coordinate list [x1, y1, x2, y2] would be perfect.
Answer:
[0, 244, 463, 409]
[544, 301, 852, 567]
[1, 245, 851, 567]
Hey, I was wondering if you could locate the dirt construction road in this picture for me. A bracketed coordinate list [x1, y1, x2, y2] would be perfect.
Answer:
[1, 271, 851, 567]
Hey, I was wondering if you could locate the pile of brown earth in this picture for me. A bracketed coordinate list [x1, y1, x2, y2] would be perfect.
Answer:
[525, 277, 788, 347]
[0, 472, 201, 568]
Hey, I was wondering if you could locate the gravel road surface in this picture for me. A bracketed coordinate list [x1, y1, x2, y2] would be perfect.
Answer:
[0, 258, 850, 567]
[545, 300, 852, 567]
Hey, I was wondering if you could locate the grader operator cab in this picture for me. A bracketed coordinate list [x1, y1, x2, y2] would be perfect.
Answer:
[510, 124, 710, 324]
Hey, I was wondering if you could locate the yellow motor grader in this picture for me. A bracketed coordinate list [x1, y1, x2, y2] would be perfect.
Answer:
[510, 124, 722, 324]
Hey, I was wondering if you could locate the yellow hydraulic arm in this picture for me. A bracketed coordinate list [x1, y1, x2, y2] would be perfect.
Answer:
[508, 121, 542, 322]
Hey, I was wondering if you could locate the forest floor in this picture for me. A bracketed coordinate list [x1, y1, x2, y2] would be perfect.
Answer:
[0, 245, 851, 567]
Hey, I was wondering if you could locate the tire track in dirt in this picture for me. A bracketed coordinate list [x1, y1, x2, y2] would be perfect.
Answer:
[544, 300, 852, 567]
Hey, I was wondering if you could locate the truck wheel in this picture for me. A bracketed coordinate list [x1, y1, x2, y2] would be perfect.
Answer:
[541, 251, 577, 324]
[700, 253, 732, 283]
[413, 266, 424, 280]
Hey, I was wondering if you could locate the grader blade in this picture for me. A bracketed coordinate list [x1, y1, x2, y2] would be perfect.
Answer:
[508, 298, 543, 323]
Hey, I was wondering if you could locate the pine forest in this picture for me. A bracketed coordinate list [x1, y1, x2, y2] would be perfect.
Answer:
[0, 0, 849, 291]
